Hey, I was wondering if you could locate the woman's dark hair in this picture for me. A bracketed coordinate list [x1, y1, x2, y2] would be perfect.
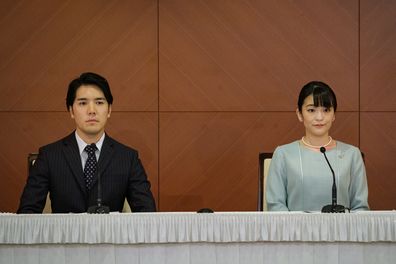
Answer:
[297, 81, 337, 112]
[66, 72, 113, 110]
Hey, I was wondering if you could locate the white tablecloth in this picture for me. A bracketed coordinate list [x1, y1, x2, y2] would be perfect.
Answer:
[1, 211, 395, 264]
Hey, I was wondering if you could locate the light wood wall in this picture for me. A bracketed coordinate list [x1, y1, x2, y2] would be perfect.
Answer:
[0, 0, 395, 212]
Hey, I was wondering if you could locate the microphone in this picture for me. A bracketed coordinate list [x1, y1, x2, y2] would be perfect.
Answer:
[87, 144, 109, 214]
[320, 147, 345, 213]
[197, 208, 214, 213]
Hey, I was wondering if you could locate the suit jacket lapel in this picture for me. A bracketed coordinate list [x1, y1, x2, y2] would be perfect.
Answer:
[62, 132, 87, 196]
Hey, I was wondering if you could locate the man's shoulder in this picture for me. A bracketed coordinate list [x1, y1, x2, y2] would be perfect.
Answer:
[104, 135, 139, 155]
[39, 132, 75, 152]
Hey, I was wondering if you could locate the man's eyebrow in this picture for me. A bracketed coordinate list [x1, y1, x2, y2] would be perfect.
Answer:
[75, 97, 106, 101]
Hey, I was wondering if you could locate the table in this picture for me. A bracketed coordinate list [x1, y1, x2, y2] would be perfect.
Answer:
[1, 211, 395, 264]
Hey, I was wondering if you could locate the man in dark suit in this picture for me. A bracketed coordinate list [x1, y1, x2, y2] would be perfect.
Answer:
[18, 72, 156, 213]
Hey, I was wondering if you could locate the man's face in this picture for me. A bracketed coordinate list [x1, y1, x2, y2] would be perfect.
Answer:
[69, 85, 111, 142]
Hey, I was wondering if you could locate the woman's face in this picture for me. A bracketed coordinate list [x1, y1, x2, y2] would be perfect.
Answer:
[296, 95, 335, 138]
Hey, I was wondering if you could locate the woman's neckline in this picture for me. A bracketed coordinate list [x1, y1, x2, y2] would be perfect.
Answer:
[298, 140, 337, 153]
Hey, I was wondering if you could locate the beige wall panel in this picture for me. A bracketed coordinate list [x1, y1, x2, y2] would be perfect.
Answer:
[0, 0, 157, 111]
[361, 113, 396, 210]
[0, 112, 158, 212]
[360, 0, 396, 111]
[159, 0, 358, 111]
[159, 112, 358, 211]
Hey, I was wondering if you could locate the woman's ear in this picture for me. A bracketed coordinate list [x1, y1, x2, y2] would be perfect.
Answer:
[296, 108, 303, 122]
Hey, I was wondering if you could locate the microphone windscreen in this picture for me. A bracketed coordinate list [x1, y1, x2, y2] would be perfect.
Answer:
[320, 147, 326, 153]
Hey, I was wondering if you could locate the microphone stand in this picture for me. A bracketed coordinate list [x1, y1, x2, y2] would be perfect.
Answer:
[87, 167, 110, 214]
[320, 147, 345, 213]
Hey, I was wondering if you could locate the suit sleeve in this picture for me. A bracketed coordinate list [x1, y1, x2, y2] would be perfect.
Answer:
[17, 147, 50, 213]
[126, 151, 156, 212]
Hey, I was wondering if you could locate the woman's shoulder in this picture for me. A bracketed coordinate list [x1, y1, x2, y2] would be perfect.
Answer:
[336, 140, 359, 150]
[335, 140, 362, 157]
[274, 140, 300, 155]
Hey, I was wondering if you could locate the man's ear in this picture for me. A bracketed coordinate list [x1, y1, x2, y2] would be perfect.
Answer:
[296, 109, 303, 122]
[107, 104, 112, 118]
[69, 106, 74, 119]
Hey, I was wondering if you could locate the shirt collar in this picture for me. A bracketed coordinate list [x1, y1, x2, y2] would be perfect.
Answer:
[75, 131, 105, 155]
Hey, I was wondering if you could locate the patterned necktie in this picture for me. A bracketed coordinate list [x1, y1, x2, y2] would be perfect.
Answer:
[84, 144, 97, 190]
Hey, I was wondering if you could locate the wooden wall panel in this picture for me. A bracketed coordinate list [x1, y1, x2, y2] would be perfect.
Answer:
[0, 0, 157, 111]
[1, 0, 395, 212]
[106, 113, 159, 203]
[361, 0, 396, 111]
[360, 0, 396, 209]
[0, 112, 74, 212]
[0, 0, 158, 212]
[159, 112, 358, 211]
[159, 0, 358, 111]
[361, 113, 396, 210]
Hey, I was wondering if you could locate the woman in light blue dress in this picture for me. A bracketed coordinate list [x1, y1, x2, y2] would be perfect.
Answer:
[266, 81, 369, 212]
